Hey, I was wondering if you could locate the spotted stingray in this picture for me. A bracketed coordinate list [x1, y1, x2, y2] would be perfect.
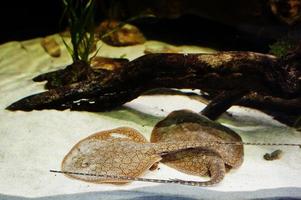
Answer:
[62, 109, 243, 186]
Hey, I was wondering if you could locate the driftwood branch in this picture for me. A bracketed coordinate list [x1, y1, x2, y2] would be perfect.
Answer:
[7, 48, 301, 126]
[201, 90, 249, 120]
[144, 89, 301, 126]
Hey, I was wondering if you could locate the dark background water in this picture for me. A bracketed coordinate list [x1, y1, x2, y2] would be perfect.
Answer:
[0, 1, 63, 44]
[0, 0, 299, 53]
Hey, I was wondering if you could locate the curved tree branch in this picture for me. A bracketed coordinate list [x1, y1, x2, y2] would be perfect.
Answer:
[7, 50, 301, 126]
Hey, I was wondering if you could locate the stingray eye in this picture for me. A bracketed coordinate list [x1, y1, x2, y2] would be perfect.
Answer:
[74, 156, 91, 168]
[81, 161, 90, 168]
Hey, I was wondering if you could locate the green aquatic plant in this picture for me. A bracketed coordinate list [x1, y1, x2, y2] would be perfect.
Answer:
[62, 0, 96, 63]
[29, 0, 153, 90]
[61, 0, 151, 62]
[269, 38, 296, 58]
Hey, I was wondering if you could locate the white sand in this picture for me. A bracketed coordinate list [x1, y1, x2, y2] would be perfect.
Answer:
[0, 35, 301, 199]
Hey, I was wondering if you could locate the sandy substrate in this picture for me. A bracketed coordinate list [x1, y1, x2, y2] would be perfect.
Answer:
[0, 35, 301, 199]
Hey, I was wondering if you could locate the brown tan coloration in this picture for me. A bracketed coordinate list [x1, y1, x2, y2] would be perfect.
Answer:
[97, 20, 146, 46]
[62, 127, 160, 183]
[90, 57, 128, 71]
[62, 110, 243, 186]
[151, 109, 244, 185]
[62, 126, 215, 184]
[41, 36, 61, 57]
[159, 148, 226, 185]
[269, 0, 301, 25]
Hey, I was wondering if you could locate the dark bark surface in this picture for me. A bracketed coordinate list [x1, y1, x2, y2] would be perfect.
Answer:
[201, 90, 249, 120]
[7, 48, 301, 126]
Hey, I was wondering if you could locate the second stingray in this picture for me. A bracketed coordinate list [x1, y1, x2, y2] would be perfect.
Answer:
[150, 109, 244, 183]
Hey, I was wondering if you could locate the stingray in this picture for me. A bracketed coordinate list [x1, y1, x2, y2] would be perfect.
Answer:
[151, 109, 243, 182]
[62, 110, 243, 186]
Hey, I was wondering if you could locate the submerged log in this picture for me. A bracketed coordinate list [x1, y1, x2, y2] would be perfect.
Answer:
[7, 48, 301, 126]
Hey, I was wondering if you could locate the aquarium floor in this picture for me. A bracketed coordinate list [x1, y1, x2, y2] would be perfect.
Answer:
[0, 36, 300, 199]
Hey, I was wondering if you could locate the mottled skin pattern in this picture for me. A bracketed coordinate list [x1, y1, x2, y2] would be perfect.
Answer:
[62, 127, 159, 183]
[62, 110, 243, 186]
[151, 109, 244, 185]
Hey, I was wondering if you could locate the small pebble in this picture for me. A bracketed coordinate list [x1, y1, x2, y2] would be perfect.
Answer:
[41, 36, 61, 57]
[263, 149, 283, 161]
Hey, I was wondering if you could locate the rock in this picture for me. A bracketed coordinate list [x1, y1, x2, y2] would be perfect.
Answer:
[41, 36, 61, 57]
[263, 149, 283, 161]
[97, 20, 146, 46]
